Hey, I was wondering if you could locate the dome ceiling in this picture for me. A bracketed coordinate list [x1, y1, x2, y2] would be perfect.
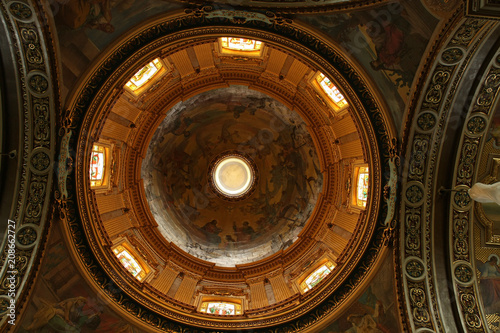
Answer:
[56, 11, 398, 329]
[142, 86, 322, 266]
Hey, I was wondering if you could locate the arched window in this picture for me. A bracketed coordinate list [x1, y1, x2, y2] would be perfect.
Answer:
[300, 261, 335, 292]
[90, 144, 109, 188]
[90, 143, 112, 189]
[315, 73, 348, 110]
[126, 58, 163, 93]
[220, 37, 263, 52]
[355, 166, 369, 208]
[113, 245, 147, 281]
[200, 301, 242, 315]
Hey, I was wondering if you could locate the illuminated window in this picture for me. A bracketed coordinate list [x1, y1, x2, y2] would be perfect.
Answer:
[113, 245, 146, 281]
[316, 73, 348, 109]
[356, 167, 369, 208]
[220, 37, 262, 52]
[200, 301, 242, 315]
[126, 58, 163, 92]
[301, 261, 335, 292]
[90, 145, 105, 187]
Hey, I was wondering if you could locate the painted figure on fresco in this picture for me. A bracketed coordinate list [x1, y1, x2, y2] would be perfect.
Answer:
[55, 0, 136, 33]
[488, 112, 500, 148]
[344, 301, 386, 333]
[478, 254, 500, 314]
[321, 282, 397, 333]
[199, 219, 222, 244]
[22, 296, 101, 332]
[233, 221, 256, 242]
[362, 13, 426, 89]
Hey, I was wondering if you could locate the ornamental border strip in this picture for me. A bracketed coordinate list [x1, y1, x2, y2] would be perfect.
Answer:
[0, 0, 56, 331]
[58, 7, 396, 332]
[449, 47, 500, 332]
[400, 18, 495, 333]
[172, 0, 386, 15]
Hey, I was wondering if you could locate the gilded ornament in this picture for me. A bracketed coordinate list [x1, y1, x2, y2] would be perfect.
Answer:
[31, 151, 50, 171]
[0, 298, 9, 313]
[425, 70, 451, 104]
[0, 1, 55, 330]
[453, 212, 469, 236]
[26, 178, 47, 223]
[454, 190, 471, 208]
[34, 100, 50, 144]
[406, 260, 424, 278]
[9, 2, 32, 20]
[1, 275, 19, 291]
[460, 291, 483, 329]
[457, 139, 478, 186]
[454, 264, 472, 283]
[466, 116, 487, 134]
[417, 112, 437, 131]
[441, 47, 464, 64]
[477, 73, 500, 107]
[450, 19, 487, 47]
[453, 211, 470, 260]
[21, 27, 38, 43]
[409, 286, 431, 325]
[400, 18, 493, 333]
[405, 208, 422, 256]
[26, 45, 43, 64]
[406, 184, 424, 204]
[29, 74, 48, 95]
[17, 227, 37, 245]
[409, 135, 430, 181]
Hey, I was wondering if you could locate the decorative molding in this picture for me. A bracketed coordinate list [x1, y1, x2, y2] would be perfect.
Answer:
[0, 1, 57, 331]
[400, 16, 496, 333]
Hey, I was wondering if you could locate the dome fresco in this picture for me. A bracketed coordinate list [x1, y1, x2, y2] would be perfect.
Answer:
[142, 86, 323, 266]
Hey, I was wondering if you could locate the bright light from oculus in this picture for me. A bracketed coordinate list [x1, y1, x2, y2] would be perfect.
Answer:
[213, 156, 253, 197]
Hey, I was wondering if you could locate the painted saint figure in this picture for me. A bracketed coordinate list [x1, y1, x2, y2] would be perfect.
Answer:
[478, 254, 500, 314]
[199, 219, 222, 244]
[23, 296, 101, 332]
[233, 221, 256, 242]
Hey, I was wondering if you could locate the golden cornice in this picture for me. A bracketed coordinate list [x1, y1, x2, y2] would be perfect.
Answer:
[177, 0, 388, 15]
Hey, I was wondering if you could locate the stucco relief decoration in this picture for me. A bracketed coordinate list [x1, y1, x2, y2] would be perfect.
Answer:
[0, 1, 56, 330]
[401, 17, 493, 333]
[416, 112, 437, 131]
[9, 2, 32, 20]
[441, 47, 464, 65]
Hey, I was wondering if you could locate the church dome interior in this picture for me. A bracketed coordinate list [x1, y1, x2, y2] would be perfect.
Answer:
[1, 0, 500, 332]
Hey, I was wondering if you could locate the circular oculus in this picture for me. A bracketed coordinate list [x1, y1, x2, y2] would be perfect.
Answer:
[213, 156, 253, 197]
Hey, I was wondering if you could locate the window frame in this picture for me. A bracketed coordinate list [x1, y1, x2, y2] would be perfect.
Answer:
[197, 296, 245, 316]
[310, 72, 349, 114]
[199, 300, 243, 316]
[217, 37, 265, 58]
[297, 257, 336, 293]
[111, 241, 152, 282]
[124, 57, 170, 96]
[89, 142, 112, 191]
[351, 164, 370, 210]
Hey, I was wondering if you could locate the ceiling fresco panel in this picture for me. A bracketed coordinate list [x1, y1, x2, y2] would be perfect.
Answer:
[299, 0, 439, 135]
